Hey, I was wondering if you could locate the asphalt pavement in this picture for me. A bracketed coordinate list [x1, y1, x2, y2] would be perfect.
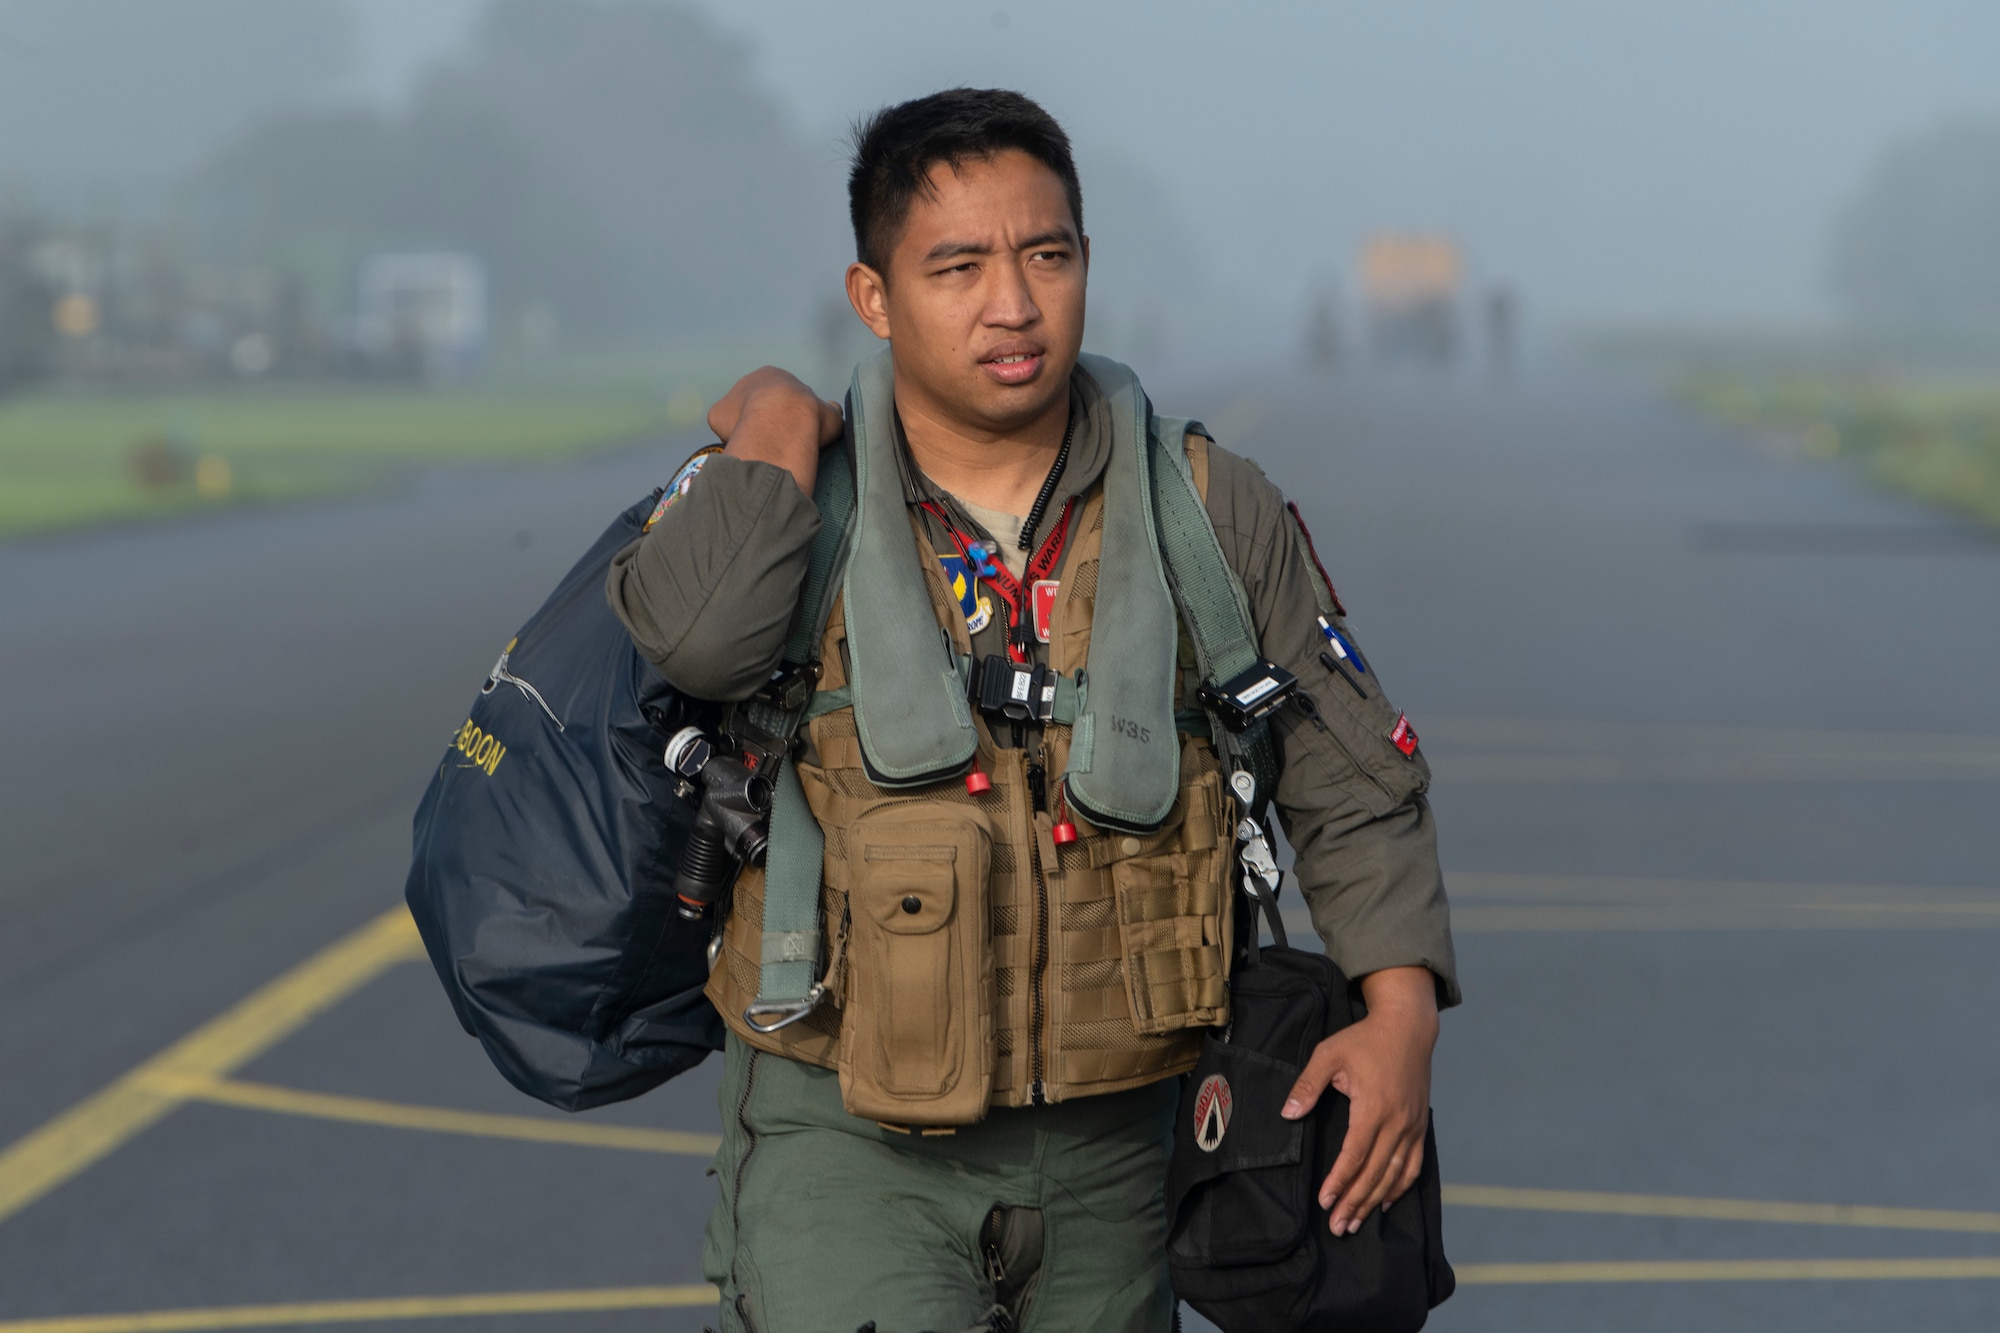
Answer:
[1, 364, 1996, 1333]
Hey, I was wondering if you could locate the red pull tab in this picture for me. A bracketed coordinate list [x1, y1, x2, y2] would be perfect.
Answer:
[965, 761, 992, 795]
[1050, 779, 1078, 843]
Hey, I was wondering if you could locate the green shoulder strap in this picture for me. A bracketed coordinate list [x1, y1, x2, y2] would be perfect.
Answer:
[1147, 416, 1281, 819]
[738, 440, 856, 1031]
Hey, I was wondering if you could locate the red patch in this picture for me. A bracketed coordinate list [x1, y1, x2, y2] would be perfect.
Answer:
[1286, 501, 1347, 617]
[1390, 713, 1419, 757]
[1031, 579, 1060, 643]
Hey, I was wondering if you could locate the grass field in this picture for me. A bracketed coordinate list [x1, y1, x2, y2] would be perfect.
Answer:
[1680, 374, 2000, 529]
[0, 385, 705, 539]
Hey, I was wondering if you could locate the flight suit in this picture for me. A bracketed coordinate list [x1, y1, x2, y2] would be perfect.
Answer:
[608, 367, 1459, 1333]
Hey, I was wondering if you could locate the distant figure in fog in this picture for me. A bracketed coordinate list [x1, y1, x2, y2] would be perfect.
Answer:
[1304, 287, 1342, 373]
[1484, 284, 1517, 379]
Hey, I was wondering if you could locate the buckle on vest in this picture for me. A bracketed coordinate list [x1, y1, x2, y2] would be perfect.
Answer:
[743, 983, 827, 1034]
[1198, 658, 1298, 732]
[973, 654, 1058, 724]
[1236, 818, 1282, 897]
[752, 660, 821, 715]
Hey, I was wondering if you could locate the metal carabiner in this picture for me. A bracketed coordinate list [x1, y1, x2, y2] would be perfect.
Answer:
[1236, 818, 1282, 898]
[742, 984, 827, 1034]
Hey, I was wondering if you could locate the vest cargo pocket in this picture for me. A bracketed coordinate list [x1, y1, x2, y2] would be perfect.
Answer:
[837, 805, 994, 1125]
[1111, 772, 1231, 1035]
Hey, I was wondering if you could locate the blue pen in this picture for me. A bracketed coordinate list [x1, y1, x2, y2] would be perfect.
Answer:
[1316, 617, 1369, 673]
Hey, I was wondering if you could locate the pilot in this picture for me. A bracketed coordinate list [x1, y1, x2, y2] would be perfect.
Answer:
[609, 88, 1457, 1333]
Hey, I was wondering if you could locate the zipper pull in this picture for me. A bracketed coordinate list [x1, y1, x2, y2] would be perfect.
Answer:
[1050, 778, 1077, 845]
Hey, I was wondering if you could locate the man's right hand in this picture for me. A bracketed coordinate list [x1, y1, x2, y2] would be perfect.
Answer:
[707, 366, 844, 496]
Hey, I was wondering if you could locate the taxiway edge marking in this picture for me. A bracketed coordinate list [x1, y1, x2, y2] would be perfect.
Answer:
[1444, 1184, 2000, 1233]
[0, 1285, 717, 1332]
[0, 907, 421, 1227]
[156, 1074, 722, 1156]
[1455, 1257, 2000, 1284]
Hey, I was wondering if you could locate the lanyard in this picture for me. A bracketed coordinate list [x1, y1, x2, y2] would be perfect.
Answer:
[923, 495, 1077, 663]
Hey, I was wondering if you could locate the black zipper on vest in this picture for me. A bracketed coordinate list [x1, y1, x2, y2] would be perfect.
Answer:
[1029, 849, 1049, 1106]
[1024, 752, 1051, 1104]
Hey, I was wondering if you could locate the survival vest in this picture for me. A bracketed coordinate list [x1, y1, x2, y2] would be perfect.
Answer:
[707, 352, 1287, 1126]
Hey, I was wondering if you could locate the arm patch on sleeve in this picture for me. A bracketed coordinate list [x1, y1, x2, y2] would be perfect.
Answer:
[644, 445, 723, 531]
[1285, 499, 1347, 617]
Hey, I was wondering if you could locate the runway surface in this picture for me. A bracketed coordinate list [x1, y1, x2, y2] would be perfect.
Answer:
[1, 367, 1996, 1332]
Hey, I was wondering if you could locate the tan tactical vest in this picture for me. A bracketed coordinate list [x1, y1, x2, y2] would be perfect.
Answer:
[707, 446, 1236, 1122]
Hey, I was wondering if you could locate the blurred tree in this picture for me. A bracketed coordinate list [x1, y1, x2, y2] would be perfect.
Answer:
[193, 0, 845, 339]
[1829, 119, 2000, 329]
[0, 0, 357, 196]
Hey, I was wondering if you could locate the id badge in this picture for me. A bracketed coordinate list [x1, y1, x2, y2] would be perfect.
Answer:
[1031, 579, 1060, 643]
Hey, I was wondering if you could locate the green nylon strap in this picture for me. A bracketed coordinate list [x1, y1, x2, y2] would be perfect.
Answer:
[785, 444, 857, 666]
[1147, 418, 1258, 684]
[750, 444, 856, 1011]
[1147, 418, 1280, 817]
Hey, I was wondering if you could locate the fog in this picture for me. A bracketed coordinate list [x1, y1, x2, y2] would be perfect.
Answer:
[688, 0, 2000, 329]
[2, 0, 1996, 372]
[4, 9, 1999, 1331]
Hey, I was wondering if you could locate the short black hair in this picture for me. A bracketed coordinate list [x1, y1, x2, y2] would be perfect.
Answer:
[848, 88, 1084, 273]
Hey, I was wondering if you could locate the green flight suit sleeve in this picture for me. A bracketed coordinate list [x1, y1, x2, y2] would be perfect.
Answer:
[604, 453, 820, 701]
[1204, 442, 1462, 1008]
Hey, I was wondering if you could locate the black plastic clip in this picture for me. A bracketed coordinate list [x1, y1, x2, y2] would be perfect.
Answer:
[1198, 658, 1299, 732]
[975, 654, 1057, 723]
[753, 660, 821, 714]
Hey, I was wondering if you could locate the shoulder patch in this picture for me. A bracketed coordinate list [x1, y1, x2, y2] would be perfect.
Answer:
[1285, 499, 1347, 617]
[643, 445, 722, 531]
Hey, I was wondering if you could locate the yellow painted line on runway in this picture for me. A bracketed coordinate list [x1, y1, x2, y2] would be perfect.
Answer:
[1432, 752, 2000, 783]
[149, 1073, 720, 1156]
[1283, 904, 2000, 936]
[1444, 1184, 2000, 1233]
[1455, 1257, 2000, 1284]
[0, 908, 423, 1227]
[0, 1286, 718, 1332]
[1444, 870, 2000, 905]
[1447, 903, 2000, 931]
[1416, 716, 2000, 785]
[1280, 871, 2000, 934]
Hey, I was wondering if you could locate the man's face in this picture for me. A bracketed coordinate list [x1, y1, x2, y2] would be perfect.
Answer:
[847, 149, 1087, 437]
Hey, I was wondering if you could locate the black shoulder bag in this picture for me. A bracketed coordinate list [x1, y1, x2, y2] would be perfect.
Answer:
[1165, 869, 1455, 1331]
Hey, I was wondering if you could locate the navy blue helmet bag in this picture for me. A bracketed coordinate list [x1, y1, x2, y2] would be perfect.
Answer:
[405, 488, 723, 1112]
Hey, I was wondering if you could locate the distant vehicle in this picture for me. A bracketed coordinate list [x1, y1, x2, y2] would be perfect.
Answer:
[1358, 233, 1462, 370]
[356, 253, 487, 381]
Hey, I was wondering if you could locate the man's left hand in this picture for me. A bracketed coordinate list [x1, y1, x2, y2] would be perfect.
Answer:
[1279, 965, 1439, 1236]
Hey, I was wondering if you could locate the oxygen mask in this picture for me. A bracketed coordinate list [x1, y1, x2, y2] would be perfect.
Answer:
[664, 725, 773, 920]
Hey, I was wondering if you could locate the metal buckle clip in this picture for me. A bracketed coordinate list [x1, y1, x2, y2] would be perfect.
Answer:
[742, 983, 827, 1034]
[1235, 818, 1282, 898]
